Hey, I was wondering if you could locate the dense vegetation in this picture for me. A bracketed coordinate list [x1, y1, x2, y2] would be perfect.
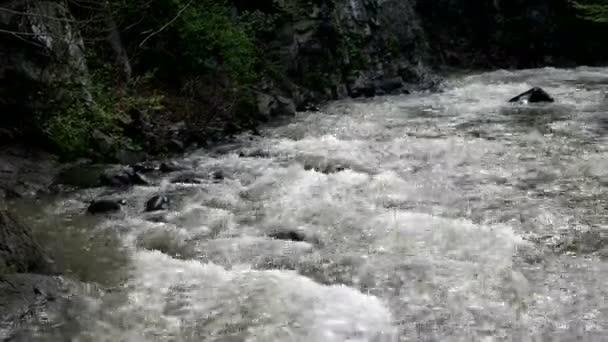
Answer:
[50, 0, 273, 159]
[2, 0, 608, 161]
[1, 0, 282, 160]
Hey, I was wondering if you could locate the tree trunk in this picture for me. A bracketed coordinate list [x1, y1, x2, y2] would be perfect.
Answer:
[106, 17, 132, 81]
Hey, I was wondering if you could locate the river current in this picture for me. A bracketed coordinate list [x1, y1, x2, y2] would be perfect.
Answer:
[12, 67, 608, 341]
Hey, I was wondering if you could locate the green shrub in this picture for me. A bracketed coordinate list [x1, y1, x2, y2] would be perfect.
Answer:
[571, 0, 608, 22]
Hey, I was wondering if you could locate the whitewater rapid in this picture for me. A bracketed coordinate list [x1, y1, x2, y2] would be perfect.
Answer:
[15, 67, 608, 341]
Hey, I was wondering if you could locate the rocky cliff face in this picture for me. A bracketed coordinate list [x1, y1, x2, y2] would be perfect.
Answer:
[0, 0, 91, 142]
[416, 0, 608, 68]
[248, 0, 436, 105]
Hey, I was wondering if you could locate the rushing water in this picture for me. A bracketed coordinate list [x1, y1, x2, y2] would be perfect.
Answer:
[10, 67, 608, 341]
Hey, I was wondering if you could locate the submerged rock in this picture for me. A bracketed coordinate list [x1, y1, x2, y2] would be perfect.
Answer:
[509, 87, 554, 103]
[145, 195, 170, 212]
[87, 199, 126, 214]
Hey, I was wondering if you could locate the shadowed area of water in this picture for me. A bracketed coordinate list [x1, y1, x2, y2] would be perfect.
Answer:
[8, 67, 608, 341]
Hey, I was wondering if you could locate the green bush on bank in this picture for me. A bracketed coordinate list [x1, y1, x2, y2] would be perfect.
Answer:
[40, 0, 275, 160]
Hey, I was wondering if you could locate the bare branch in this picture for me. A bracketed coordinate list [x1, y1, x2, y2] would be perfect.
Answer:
[0, 6, 77, 23]
[139, 0, 194, 48]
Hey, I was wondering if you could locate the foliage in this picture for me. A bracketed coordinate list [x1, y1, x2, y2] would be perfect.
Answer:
[39, 66, 163, 160]
[38, 0, 279, 159]
[570, 0, 608, 22]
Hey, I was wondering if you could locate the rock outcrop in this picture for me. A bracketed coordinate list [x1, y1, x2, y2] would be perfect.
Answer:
[509, 87, 554, 103]
[244, 0, 435, 105]
[0, 0, 92, 137]
[0, 210, 55, 275]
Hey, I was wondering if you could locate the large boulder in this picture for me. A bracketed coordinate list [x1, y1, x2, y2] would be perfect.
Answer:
[0, 210, 55, 275]
[509, 87, 554, 104]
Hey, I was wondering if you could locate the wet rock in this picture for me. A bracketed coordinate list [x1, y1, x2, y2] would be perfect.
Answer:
[131, 161, 158, 174]
[350, 82, 376, 98]
[376, 77, 406, 95]
[211, 170, 225, 181]
[145, 195, 170, 212]
[238, 149, 271, 158]
[168, 138, 185, 152]
[553, 229, 608, 256]
[257, 93, 297, 119]
[0, 146, 60, 198]
[269, 230, 307, 242]
[0, 273, 92, 341]
[509, 87, 554, 103]
[160, 162, 187, 173]
[91, 129, 115, 156]
[100, 166, 149, 187]
[87, 199, 125, 215]
[0, 210, 56, 275]
[171, 173, 203, 184]
[54, 163, 106, 189]
[303, 162, 346, 174]
[115, 149, 147, 165]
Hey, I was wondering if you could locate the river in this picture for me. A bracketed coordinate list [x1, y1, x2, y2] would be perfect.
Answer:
[11, 67, 608, 341]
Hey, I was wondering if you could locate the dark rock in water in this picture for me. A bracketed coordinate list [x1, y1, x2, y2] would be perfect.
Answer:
[376, 77, 406, 95]
[145, 195, 170, 212]
[509, 87, 554, 103]
[238, 149, 271, 158]
[132, 161, 158, 174]
[0, 210, 56, 274]
[211, 170, 224, 181]
[350, 84, 376, 98]
[100, 166, 149, 187]
[303, 162, 346, 174]
[269, 230, 307, 242]
[87, 199, 125, 214]
[160, 162, 187, 173]
[171, 172, 203, 184]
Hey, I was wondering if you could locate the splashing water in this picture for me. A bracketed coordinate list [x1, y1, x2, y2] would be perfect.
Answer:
[11, 67, 608, 341]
